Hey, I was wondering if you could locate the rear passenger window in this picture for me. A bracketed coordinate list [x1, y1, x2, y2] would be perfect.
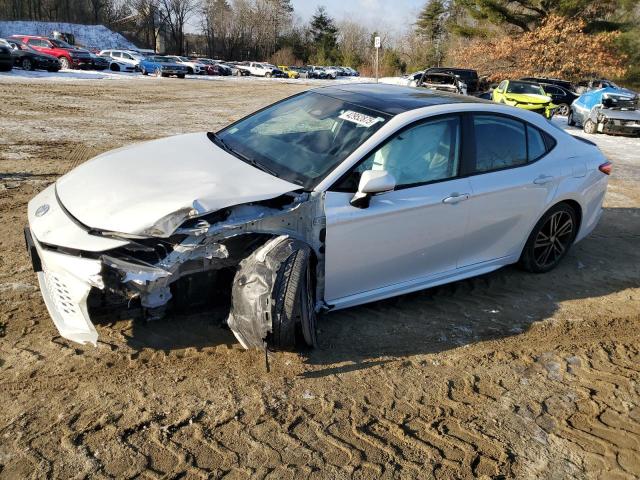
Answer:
[527, 125, 547, 161]
[473, 115, 527, 172]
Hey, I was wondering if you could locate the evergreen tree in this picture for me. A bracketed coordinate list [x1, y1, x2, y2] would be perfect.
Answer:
[308, 6, 339, 63]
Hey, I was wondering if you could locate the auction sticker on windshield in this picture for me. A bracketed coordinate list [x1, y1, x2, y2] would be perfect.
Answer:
[339, 110, 384, 128]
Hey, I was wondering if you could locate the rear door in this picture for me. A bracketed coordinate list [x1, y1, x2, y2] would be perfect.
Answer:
[458, 113, 561, 267]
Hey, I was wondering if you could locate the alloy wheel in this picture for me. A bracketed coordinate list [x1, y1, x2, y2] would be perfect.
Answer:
[533, 211, 574, 269]
[557, 103, 570, 116]
[22, 58, 33, 70]
[59, 57, 70, 69]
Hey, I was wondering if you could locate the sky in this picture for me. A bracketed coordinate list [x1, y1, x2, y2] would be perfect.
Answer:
[290, 0, 425, 34]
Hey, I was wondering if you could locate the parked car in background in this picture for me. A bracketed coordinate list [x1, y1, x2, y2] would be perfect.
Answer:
[0, 38, 13, 71]
[278, 65, 300, 79]
[493, 80, 555, 118]
[89, 53, 109, 71]
[197, 59, 232, 76]
[6, 38, 60, 72]
[25, 84, 610, 350]
[418, 72, 467, 95]
[10, 35, 93, 70]
[139, 56, 187, 78]
[379, 71, 424, 87]
[521, 77, 576, 93]
[323, 66, 342, 79]
[425, 67, 479, 93]
[224, 62, 250, 76]
[576, 78, 620, 94]
[569, 86, 640, 136]
[165, 56, 206, 75]
[342, 66, 360, 76]
[245, 62, 286, 77]
[306, 66, 329, 79]
[99, 50, 144, 72]
[539, 83, 578, 116]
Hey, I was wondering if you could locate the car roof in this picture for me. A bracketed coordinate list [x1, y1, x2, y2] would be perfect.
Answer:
[314, 83, 488, 115]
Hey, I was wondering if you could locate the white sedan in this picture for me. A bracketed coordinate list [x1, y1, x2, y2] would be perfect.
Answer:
[26, 84, 610, 350]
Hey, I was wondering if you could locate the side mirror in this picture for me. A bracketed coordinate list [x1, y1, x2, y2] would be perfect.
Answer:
[350, 170, 396, 209]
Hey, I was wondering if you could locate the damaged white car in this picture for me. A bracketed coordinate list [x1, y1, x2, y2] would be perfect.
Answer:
[26, 84, 610, 351]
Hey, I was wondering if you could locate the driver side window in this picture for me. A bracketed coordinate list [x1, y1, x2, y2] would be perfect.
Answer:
[335, 116, 461, 192]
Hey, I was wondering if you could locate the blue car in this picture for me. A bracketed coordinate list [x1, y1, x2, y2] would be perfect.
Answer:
[569, 85, 640, 136]
[139, 56, 188, 78]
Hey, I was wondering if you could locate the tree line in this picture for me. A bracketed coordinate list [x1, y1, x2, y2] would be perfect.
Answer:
[1, 0, 637, 84]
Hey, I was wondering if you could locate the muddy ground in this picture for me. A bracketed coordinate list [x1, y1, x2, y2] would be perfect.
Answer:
[0, 77, 639, 479]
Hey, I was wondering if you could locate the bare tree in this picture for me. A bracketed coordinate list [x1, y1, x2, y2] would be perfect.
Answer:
[157, 0, 197, 54]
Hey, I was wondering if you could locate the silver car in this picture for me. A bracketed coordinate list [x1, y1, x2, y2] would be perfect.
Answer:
[26, 84, 610, 350]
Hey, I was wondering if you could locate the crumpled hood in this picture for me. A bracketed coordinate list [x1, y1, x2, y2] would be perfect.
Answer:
[55, 132, 300, 236]
[505, 93, 551, 104]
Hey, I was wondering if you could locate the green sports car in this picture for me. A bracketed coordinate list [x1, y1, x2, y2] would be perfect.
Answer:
[493, 80, 556, 118]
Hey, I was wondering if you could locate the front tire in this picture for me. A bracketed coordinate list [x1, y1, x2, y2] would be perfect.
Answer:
[519, 203, 577, 273]
[583, 119, 598, 134]
[154, 68, 162, 78]
[177, 74, 185, 79]
[567, 110, 576, 126]
[21, 58, 33, 71]
[59, 57, 70, 69]
[268, 240, 317, 350]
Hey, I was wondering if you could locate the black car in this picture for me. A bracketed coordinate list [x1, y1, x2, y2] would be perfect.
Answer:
[521, 77, 575, 93]
[5, 39, 60, 72]
[425, 67, 479, 93]
[538, 83, 578, 116]
[0, 39, 13, 71]
[90, 54, 109, 71]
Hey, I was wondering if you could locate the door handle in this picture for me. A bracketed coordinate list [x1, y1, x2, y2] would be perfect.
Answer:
[533, 175, 554, 185]
[442, 193, 470, 204]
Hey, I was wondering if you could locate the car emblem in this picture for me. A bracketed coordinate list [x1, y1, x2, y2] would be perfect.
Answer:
[35, 204, 50, 217]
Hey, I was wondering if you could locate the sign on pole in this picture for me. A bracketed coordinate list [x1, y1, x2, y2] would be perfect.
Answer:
[374, 36, 381, 82]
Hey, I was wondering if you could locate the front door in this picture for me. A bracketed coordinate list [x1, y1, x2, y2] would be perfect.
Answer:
[324, 114, 471, 303]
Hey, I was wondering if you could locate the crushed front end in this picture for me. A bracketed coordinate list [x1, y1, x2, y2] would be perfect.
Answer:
[27, 183, 325, 347]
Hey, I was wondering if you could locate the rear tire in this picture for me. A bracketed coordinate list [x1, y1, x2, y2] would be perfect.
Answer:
[556, 103, 570, 116]
[110, 63, 120, 72]
[519, 203, 577, 273]
[583, 119, 597, 134]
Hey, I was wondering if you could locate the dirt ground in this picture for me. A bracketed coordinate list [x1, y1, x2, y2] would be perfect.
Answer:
[0, 77, 639, 479]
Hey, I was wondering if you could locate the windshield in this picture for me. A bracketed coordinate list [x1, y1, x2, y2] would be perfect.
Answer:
[507, 82, 545, 95]
[151, 56, 172, 63]
[216, 92, 390, 189]
[49, 38, 73, 48]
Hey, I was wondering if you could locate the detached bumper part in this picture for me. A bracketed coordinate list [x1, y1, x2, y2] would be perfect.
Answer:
[28, 230, 102, 346]
[37, 269, 98, 346]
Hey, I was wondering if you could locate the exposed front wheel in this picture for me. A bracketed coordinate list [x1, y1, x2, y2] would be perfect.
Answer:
[567, 110, 576, 126]
[154, 68, 162, 77]
[265, 72, 272, 78]
[583, 119, 598, 134]
[141, 67, 148, 75]
[229, 238, 317, 351]
[110, 63, 120, 71]
[519, 204, 577, 273]
[59, 57, 70, 69]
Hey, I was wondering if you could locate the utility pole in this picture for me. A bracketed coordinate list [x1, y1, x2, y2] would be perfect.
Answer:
[374, 36, 381, 82]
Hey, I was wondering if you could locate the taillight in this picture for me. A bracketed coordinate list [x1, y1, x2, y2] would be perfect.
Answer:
[599, 162, 612, 175]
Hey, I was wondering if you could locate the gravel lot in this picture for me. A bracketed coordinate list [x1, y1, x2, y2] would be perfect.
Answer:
[0, 76, 639, 479]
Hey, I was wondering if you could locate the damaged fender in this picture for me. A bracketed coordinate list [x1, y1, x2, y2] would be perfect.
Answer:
[228, 236, 314, 349]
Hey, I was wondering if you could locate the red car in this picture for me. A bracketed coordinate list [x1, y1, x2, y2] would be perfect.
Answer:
[9, 35, 93, 70]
